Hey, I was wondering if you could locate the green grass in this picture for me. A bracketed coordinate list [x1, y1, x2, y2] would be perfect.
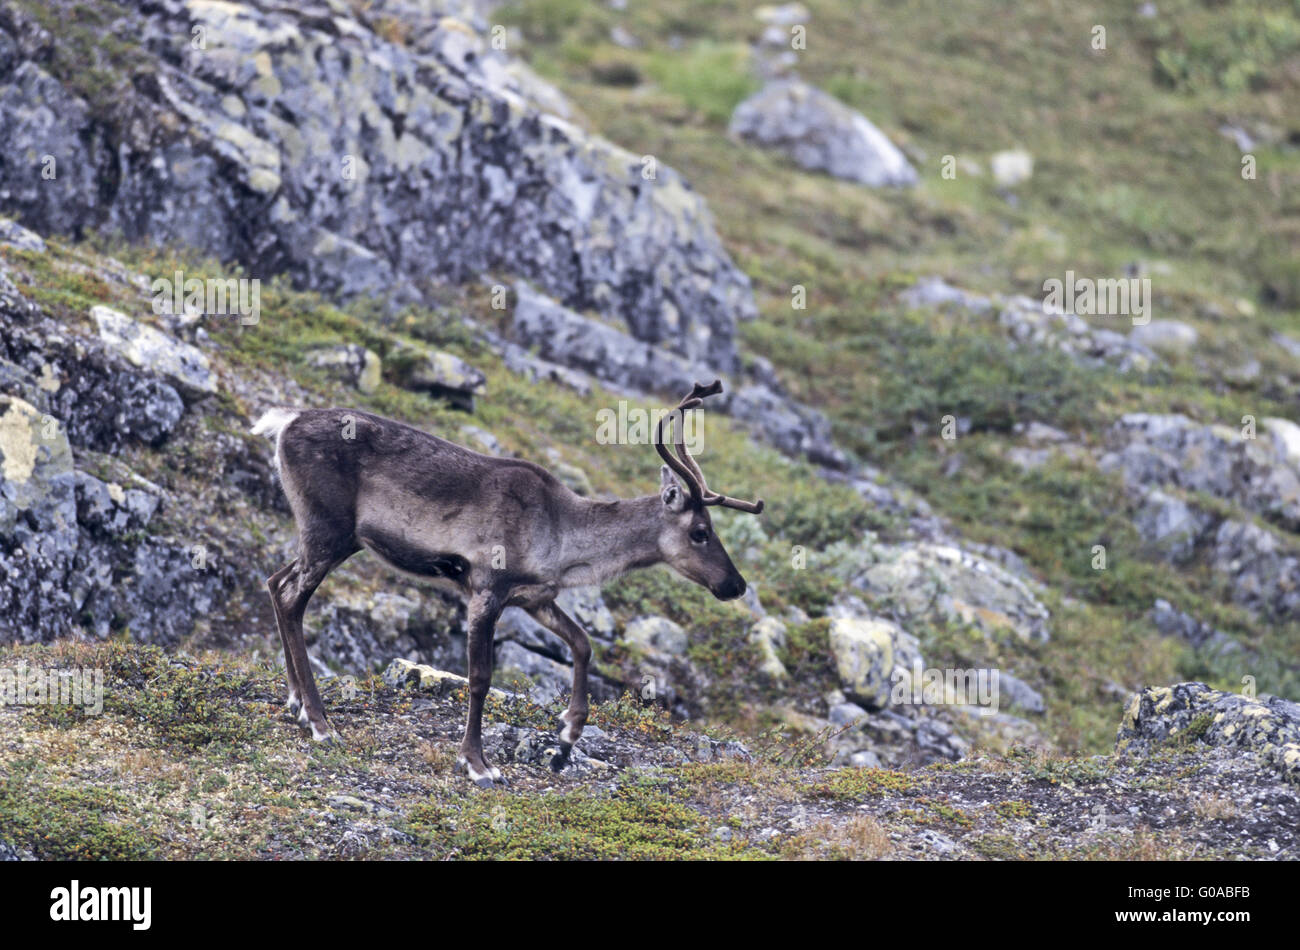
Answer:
[406, 782, 772, 859]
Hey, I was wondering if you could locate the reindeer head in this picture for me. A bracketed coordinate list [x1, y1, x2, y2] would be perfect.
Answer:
[654, 380, 764, 601]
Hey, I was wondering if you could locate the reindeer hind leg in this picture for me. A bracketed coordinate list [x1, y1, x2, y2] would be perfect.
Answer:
[271, 534, 359, 744]
[267, 559, 303, 716]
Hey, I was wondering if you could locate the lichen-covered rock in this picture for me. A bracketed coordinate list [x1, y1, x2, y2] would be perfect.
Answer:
[828, 615, 902, 709]
[749, 616, 788, 680]
[0, 0, 756, 371]
[1116, 683, 1300, 786]
[305, 344, 382, 395]
[0, 395, 78, 642]
[624, 615, 689, 657]
[849, 540, 1052, 644]
[729, 78, 917, 187]
[383, 657, 506, 701]
[1101, 413, 1300, 532]
[511, 280, 716, 395]
[91, 305, 217, 399]
[387, 344, 486, 410]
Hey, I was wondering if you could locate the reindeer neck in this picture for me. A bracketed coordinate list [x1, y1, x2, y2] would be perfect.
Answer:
[557, 494, 663, 587]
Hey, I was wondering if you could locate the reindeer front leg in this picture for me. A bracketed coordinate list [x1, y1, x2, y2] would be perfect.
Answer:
[528, 602, 592, 772]
[460, 589, 507, 788]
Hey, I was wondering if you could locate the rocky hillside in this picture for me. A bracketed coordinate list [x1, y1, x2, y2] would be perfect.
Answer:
[2, 641, 1296, 859]
[2, 0, 1299, 858]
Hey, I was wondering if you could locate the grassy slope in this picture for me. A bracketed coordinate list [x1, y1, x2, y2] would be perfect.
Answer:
[3, 641, 1290, 859]
[490, 0, 1300, 738]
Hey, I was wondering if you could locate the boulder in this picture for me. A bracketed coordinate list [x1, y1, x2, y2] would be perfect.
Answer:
[305, 344, 382, 395]
[387, 345, 486, 410]
[624, 615, 689, 657]
[90, 305, 217, 399]
[850, 541, 1052, 644]
[828, 615, 901, 709]
[1131, 488, 1214, 563]
[729, 78, 917, 187]
[990, 149, 1033, 187]
[1117, 683, 1300, 786]
[1130, 319, 1198, 355]
[1100, 413, 1300, 533]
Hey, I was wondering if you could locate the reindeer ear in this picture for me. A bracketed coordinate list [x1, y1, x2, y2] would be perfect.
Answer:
[660, 465, 687, 511]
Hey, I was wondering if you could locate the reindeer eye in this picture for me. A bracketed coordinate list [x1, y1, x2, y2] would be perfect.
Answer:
[689, 526, 709, 544]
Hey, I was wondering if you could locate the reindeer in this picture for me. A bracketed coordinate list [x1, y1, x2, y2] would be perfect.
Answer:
[251, 381, 763, 787]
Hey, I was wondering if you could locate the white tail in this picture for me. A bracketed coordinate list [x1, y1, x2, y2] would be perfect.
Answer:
[251, 408, 300, 476]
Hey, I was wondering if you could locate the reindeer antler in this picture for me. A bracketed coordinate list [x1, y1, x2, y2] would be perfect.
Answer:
[655, 380, 765, 514]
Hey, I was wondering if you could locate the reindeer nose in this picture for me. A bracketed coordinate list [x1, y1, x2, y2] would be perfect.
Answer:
[716, 576, 746, 601]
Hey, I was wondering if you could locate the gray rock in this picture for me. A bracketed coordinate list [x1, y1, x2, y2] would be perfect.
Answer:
[624, 615, 689, 657]
[0, 217, 45, 253]
[828, 700, 869, 727]
[511, 280, 714, 397]
[1100, 413, 1300, 533]
[727, 384, 850, 470]
[899, 276, 993, 313]
[500, 342, 592, 396]
[0, 2, 755, 371]
[1117, 683, 1300, 786]
[388, 344, 487, 410]
[305, 344, 382, 394]
[495, 640, 573, 705]
[997, 671, 1045, 715]
[1130, 319, 1198, 355]
[729, 78, 917, 187]
[555, 585, 616, 640]
[1208, 518, 1300, 620]
[1131, 488, 1214, 563]
[1149, 599, 1244, 657]
[91, 305, 217, 400]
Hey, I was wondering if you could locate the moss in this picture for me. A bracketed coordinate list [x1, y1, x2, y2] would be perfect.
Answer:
[807, 766, 918, 801]
[406, 783, 772, 860]
[0, 762, 158, 860]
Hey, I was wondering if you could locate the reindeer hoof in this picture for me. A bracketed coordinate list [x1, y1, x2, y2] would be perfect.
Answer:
[285, 696, 302, 718]
[550, 743, 573, 773]
[307, 720, 341, 745]
[459, 756, 508, 788]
